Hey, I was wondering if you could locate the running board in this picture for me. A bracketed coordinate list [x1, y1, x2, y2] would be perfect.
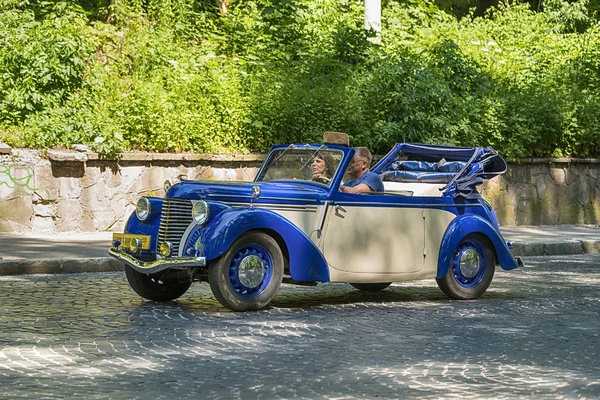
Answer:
[282, 278, 318, 286]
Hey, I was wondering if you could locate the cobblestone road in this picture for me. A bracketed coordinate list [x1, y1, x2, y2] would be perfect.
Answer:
[1, 255, 599, 399]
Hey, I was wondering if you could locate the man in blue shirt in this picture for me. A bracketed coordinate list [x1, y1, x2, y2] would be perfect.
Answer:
[340, 147, 384, 193]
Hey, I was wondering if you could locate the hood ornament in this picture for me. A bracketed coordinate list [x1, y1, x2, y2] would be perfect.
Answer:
[163, 179, 172, 195]
[250, 185, 261, 208]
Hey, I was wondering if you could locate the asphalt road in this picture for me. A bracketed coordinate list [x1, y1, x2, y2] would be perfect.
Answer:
[1, 255, 599, 399]
[0, 232, 112, 260]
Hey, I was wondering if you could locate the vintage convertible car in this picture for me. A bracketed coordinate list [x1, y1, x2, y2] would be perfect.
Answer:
[109, 137, 523, 311]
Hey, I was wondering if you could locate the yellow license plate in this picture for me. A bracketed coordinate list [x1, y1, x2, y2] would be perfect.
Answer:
[113, 233, 152, 250]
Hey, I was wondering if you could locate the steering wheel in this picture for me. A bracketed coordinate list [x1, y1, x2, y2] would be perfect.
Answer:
[312, 176, 331, 185]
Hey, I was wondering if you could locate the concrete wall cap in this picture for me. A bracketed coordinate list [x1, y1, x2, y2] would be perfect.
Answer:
[82, 152, 265, 162]
[513, 157, 600, 164]
[71, 144, 91, 153]
[6, 148, 600, 165]
[0, 142, 11, 154]
[47, 150, 88, 162]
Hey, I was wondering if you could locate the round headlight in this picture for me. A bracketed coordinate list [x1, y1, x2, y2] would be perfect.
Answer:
[192, 200, 209, 225]
[136, 197, 151, 221]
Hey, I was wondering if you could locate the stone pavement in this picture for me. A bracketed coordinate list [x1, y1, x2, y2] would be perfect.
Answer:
[0, 254, 599, 398]
[0, 225, 599, 275]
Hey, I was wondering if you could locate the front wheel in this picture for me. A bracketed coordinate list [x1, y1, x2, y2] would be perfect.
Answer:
[436, 234, 495, 300]
[125, 266, 192, 301]
[350, 282, 392, 292]
[208, 231, 283, 311]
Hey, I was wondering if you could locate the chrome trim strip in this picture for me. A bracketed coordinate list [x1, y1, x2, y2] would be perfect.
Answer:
[178, 221, 197, 257]
[206, 194, 319, 203]
[266, 207, 317, 213]
[260, 196, 319, 203]
[224, 201, 318, 212]
[332, 202, 484, 209]
[109, 248, 206, 274]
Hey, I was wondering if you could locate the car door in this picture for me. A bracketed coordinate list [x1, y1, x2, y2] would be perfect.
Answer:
[320, 198, 426, 276]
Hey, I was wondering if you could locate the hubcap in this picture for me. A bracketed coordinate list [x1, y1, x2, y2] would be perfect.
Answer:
[228, 245, 273, 298]
[459, 248, 480, 278]
[237, 255, 266, 289]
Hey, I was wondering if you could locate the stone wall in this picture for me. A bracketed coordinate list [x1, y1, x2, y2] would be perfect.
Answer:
[0, 149, 263, 233]
[482, 158, 600, 226]
[1, 148, 599, 232]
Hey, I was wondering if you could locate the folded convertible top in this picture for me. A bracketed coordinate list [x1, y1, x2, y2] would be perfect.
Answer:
[372, 143, 507, 199]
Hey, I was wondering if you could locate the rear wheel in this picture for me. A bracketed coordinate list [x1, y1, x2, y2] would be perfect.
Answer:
[436, 234, 495, 300]
[125, 266, 192, 301]
[208, 231, 283, 311]
[350, 282, 392, 292]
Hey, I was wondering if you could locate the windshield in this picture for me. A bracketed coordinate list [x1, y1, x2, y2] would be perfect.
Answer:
[256, 147, 344, 187]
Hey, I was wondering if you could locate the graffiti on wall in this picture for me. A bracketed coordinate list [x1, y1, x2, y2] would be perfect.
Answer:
[0, 164, 43, 197]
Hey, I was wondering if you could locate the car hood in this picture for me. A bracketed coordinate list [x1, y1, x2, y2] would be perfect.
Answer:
[166, 180, 328, 204]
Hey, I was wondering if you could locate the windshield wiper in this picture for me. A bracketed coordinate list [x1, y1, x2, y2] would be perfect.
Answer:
[298, 144, 326, 172]
[265, 144, 296, 171]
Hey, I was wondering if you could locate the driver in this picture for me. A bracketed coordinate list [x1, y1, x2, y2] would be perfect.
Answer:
[311, 152, 335, 184]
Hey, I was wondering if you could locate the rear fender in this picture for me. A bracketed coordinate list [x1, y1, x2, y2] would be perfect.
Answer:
[437, 214, 518, 278]
[184, 208, 329, 282]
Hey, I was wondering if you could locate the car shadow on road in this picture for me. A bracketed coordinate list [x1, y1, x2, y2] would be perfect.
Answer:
[158, 284, 525, 313]
[270, 286, 523, 309]
[270, 286, 445, 308]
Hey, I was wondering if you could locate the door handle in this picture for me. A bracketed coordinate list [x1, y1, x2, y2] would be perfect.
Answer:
[334, 205, 346, 218]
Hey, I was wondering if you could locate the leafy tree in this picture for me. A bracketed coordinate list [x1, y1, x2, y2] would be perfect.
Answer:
[0, 0, 599, 159]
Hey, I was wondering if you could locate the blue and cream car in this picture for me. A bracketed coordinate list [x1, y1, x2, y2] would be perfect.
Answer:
[110, 139, 522, 311]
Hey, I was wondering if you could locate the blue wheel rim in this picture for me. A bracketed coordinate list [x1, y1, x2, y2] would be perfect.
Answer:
[228, 244, 273, 299]
[451, 240, 487, 288]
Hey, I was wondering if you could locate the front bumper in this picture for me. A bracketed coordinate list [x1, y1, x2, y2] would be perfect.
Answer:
[109, 247, 206, 274]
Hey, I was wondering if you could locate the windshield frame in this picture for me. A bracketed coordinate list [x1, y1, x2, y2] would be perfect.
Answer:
[254, 144, 353, 191]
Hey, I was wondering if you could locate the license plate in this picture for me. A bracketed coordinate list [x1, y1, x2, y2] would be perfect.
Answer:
[112, 233, 152, 250]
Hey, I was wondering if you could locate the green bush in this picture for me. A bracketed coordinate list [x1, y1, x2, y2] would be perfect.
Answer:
[0, 1, 95, 123]
[0, 0, 599, 159]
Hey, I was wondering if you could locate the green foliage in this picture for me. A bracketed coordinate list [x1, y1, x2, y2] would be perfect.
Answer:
[0, 0, 599, 159]
[0, 1, 94, 122]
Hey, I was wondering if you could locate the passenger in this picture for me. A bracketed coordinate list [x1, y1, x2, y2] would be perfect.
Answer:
[340, 147, 384, 193]
[311, 152, 335, 184]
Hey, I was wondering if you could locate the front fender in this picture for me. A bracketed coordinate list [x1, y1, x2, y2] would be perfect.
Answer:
[184, 208, 329, 282]
[123, 198, 163, 255]
[437, 214, 518, 278]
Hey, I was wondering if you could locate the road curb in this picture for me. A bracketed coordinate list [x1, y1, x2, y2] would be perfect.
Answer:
[1, 240, 599, 276]
[511, 240, 600, 257]
[0, 258, 123, 276]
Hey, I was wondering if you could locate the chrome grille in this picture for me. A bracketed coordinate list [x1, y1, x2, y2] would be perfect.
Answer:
[158, 198, 193, 256]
